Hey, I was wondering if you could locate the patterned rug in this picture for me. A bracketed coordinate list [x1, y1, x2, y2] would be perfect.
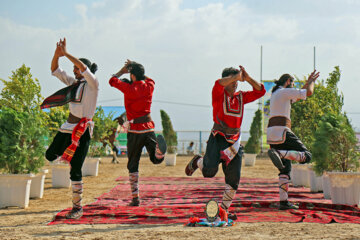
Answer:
[48, 177, 360, 225]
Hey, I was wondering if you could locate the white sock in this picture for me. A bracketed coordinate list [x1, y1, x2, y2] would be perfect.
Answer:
[129, 172, 139, 199]
[220, 184, 236, 212]
[279, 174, 289, 201]
[197, 157, 203, 170]
[278, 150, 306, 163]
[71, 181, 83, 209]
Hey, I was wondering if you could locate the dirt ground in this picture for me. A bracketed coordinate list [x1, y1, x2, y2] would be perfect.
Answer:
[0, 155, 359, 240]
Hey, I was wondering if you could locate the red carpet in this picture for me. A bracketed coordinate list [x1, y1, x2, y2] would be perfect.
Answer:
[49, 177, 360, 225]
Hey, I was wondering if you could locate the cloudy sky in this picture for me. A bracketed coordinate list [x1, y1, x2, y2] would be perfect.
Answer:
[0, 0, 359, 132]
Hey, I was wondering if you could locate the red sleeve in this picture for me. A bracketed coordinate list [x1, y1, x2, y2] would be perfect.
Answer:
[109, 76, 131, 93]
[212, 80, 224, 99]
[242, 84, 266, 104]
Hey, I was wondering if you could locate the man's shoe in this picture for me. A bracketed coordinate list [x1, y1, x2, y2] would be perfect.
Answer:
[279, 201, 299, 210]
[185, 155, 202, 176]
[65, 207, 83, 219]
[268, 149, 285, 170]
[156, 135, 167, 154]
[128, 197, 140, 206]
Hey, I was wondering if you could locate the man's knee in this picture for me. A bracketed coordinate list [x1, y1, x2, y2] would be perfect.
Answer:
[150, 155, 164, 165]
[202, 167, 218, 178]
[45, 149, 57, 161]
[304, 151, 312, 163]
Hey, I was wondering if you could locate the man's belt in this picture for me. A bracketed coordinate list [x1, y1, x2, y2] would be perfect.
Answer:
[212, 122, 240, 135]
[268, 116, 291, 128]
[68, 113, 82, 124]
[133, 114, 152, 124]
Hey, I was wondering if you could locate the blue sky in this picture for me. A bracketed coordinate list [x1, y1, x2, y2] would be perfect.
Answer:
[0, 0, 359, 131]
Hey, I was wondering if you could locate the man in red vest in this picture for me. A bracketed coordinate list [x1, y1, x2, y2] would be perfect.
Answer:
[109, 60, 167, 206]
[185, 65, 266, 220]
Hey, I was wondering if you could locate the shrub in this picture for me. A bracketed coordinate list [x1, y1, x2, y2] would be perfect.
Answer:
[0, 65, 47, 173]
[88, 106, 117, 157]
[160, 110, 177, 154]
[291, 66, 343, 151]
[244, 109, 262, 154]
[312, 112, 359, 174]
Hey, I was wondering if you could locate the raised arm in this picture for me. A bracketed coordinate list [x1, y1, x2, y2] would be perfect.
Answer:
[51, 41, 64, 72]
[218, 70, 242, 87]
[302, 70, 320, 97]
[58, 38, 87, 72]
[113, 59, 131, 78]
[240, 65, 262, 91]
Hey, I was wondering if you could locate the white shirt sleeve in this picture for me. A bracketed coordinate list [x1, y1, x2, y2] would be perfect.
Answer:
[52, 67, 76, 86]
[81, 67, 99, 90]
[281, 88, 307, 102]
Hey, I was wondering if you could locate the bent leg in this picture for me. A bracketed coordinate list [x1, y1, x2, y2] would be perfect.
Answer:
[45, 131, 71, 161]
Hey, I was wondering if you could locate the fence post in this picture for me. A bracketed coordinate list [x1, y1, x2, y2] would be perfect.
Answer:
[199, 131, 202, 154]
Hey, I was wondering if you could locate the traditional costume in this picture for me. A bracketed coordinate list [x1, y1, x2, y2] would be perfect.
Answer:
[186, 79, 265, 217]
[266, 86, 311, 210]
[109, 72, 166, 206]
[44, 62, 99, 218]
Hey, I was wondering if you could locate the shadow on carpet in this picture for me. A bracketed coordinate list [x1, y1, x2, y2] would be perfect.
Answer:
[49, 177, 360, 225]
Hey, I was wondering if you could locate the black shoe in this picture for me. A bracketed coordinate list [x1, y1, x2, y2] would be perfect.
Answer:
[228, 213, 238, 221]
[279, 201, 299, 210]
[128, 197, 140, 206]
[268, 149, 285, 170]
[156, 135, 167, 155]
[185, 155, 202, 176]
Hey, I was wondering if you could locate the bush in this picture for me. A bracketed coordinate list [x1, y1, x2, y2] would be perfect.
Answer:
[88, 106, 117, 157]
[312, 112, 359, 175]
[0, 65, 47, 174]
[160, 110, 177, 154]
[46, 105, 69, 140]
[244, 109, 262, 154]
[291, 66, 343, 151]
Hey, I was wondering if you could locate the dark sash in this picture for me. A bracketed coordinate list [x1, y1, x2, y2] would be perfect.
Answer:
[40, 81, 83, 109]
[267, 116, 291, 128]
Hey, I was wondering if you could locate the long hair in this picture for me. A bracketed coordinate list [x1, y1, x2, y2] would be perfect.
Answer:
[271, 74, 293, 93]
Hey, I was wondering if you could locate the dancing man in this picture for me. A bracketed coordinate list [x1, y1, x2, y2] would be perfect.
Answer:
[185, 66, 266, 219]
[43, 38, 99, 219]
[109, 60, 167, 206]
[267, 70, 319, 210]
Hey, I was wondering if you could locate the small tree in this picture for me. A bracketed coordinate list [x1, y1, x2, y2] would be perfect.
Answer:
[160, 110, 178, 154]
[291, 66, 344, 151]
[312, 112, 359, 175]
[88, 106, 117, 157]
[0, 65, 47, 173]
[46, 105, 69, 140]
[244, 109, 263, 154]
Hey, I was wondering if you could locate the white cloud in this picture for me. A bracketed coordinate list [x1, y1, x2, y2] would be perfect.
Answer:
[75, 4, 88, 22]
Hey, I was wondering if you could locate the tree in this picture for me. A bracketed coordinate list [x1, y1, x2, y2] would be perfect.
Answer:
[88, 106, 118, 157]
[160, 110, 178, 154]
[244, 109, 263, 154]
[46, 105, 69, 140]
[0, 65, 47, 173]
[291, 66, 344, 151]
[312, 112, 359, 174]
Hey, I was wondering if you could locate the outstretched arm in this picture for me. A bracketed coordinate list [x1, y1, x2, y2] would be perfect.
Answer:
[302, 70, 320, 97]
[51, 41, 64, 72]
[240, 65, 262, 91]
[58, 38, 87, 72]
